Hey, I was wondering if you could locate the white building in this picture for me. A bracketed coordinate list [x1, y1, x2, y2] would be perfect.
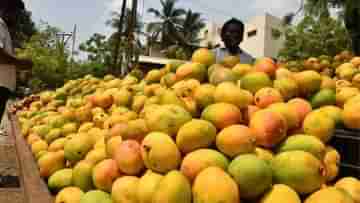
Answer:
[199, 13, 285, 59]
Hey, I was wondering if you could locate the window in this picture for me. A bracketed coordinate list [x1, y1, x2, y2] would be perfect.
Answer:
[248, 30, 257, 38]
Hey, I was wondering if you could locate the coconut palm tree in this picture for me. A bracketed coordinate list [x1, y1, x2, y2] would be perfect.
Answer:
[180, 9, 206, 45]
[147, 0, 186, 48]
[106, 9, 143, 35]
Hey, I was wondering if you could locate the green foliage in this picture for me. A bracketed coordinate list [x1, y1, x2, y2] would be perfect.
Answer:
[79, 33, 112, 67]
[16, 24, 69, 88]
[16, 24, 108, 91]
[10, 10, 37, 48]
[147, 0, 186, 48]
[276, 16, 352, 61]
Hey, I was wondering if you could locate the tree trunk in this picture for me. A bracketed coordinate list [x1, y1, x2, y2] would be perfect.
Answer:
[345, 1, 360, 55]
[112, 0, 127, 75]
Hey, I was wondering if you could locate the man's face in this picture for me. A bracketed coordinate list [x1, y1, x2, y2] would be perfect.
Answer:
[222, 23, 243, 48]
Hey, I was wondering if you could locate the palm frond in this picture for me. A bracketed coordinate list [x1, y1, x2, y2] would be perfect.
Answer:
[147, 8, 162, 18]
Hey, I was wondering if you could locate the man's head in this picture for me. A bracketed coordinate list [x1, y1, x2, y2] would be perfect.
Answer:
[1, 0, 25, 27]
[221, 18, 245, 49]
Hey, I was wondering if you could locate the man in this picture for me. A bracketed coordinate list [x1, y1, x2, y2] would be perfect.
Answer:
[345, 1, 360, 56]
[215, 18, 254, 64]
[0, 0, 33, 135]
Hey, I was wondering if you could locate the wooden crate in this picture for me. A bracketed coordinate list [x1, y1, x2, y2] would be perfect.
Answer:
[330, 128, 360, 178]
[8, 113, 54, 203]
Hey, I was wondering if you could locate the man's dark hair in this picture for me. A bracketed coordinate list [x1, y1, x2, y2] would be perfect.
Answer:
[221, 18, 245, 36]
[2, 0, 25, 12]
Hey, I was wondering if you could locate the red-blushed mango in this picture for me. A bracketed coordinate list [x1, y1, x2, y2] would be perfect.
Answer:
[137, 170, 163, 203]
[193, 167, 240, 203]
[109, 123, 128, 138]
[216, 125, 256, 157]
[254, 87, 284, 108]
[176, 62, 207, 82]
[152, 171, 192, 203]
[38, 150, 65, 178]
[272, 151, 326, 195]
[351, 56, 360, 67]
[92, 159, 121, 192]
[288, 98, 313, 124]
[141, 132, 181, 174]
[113, 140, 144, 176]
[91, 92, 114, 109]
[111, 176, 139, 203]
[268, 103, 301, 130]
[242, 105, 261, 125]
[214, 82, 253, 109]
[176, 119, 217, 154]
[180, 149, 229, 182]
[192, 48, 216, 67]
[250, 110, 288, 148]
[254, 57, 278, 77]
[303, 111, 335, 143]
[201, 103, 242, 130]
[121, 119, 149, 142]
[106, 136, 122, 158]
[27, 133, 42, 145]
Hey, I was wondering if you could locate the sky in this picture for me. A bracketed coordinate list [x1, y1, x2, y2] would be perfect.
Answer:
[23, 0, 301, 54]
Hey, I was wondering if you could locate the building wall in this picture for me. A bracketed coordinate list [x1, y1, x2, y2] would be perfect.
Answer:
[199, 13, 285, 59]
[241, 15, 267, 58]
[263, 14, 285, 58]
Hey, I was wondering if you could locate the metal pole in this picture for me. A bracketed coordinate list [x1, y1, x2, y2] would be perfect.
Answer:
[71, 24, 77, 61]
[127, 0, 138, 73]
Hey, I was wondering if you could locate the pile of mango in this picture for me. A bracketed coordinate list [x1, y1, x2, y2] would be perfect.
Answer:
[15, 48, 360, 203]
